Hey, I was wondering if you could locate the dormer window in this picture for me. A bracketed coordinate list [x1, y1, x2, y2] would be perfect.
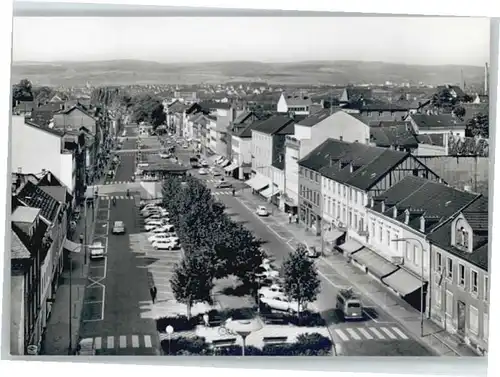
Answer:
[456, 226, 470, 250]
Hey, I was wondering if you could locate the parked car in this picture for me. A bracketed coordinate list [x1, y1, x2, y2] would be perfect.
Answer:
[77, 338, 96, 356]
[89, 241, 105, 260]
[148, 234, 179, 244]
[216, 181, 233, 189]
[306, 245, 319, 258]
[159, 152, 170, 159]
[198, 168, 208, 175]
[260, 296, 305, 314]
[142, 208, 169, 218]
[256, 264, 280, 279]
[144, 220, 170, 231]
[201, 160, 209, 167]
[256, 206, 269, 217]
[112, 221, 126, 235]
[258, 284, 286, 299]
[149, 224, 175, 234]
[212, 170, 222, 177]
[145, 214, 170, 222]
[152, 239, 179, 250]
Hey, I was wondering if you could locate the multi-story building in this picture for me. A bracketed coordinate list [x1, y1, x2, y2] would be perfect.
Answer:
[277, 93, 313, 115]
[246, 115, 297, 209]
[229, 118, 263, 181]
[364, 176, 479, 313]
[427, 196, 489, 355]
[284, 110, 371, 215]
[298, 139, 442, 239]
[406, 113, 467, 138]
[53, 104, 97, 134]
[11, 116, 77, 196]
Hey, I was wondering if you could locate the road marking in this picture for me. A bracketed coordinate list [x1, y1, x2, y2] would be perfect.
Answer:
[391, 327, 409, 340]
[346, 328, 362, 340]
[144, 335, 152, 348]
[107, 336, 114, 349]
[381, 327, 398, 340]
[369, 327, 385, 340]
[94, 337, 102, 350]
[132, 335, 140, 348]
[334, 329, 349, 342]
[357, 327, 374, 339]
[119, 335, 127, 348]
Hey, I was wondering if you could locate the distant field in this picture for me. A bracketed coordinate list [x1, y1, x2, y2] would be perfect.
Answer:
[10, 60, 486, 87]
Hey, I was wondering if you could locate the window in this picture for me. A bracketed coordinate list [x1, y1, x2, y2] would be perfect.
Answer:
[469, 306, 479, 335]
[354, 214, 358, 229]
[332, 200, 336, 217]
[386, 230, 391, 246]
[372, 222, 376, 239]
[405, 241, 411, 260]
[458, 264, 466, 287]
[343, 186, 346, 197]
[445, 291, 453, 316]
[456, 224, 471, 250]
[315, 173, 319, 183]
[484, 276, 489, 302]
[348, 211, 353, 227]
[484, 313, 489, 341]
[355, 191, 358, 204]
[349, 187, 353, 200]
[379, 226, 383, 242]
[446, 258, 453, 280]
[471, 270, 478, 295]
[414, 246, 420, 266]
[436, 252, 442, 272]
[337, 183, 340, 195]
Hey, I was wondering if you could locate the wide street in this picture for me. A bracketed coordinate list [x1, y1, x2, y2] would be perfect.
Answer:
[176, 148, 435, 357]
[78, 126, 160, 355]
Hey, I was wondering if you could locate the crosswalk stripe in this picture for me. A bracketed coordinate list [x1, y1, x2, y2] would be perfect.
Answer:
[132, 335, 140, 348]
[107, 336, 114, 349]
[94, 337, 102, 350]
[357, 327, 374, 340]
[380, 327, 398, 340]
[391, 327, 409, 340]
[144, 335, 152, 348]
[119, 335, 127, 348]
[369, 327, 385, 340]
[346, 328, 362, 340]
[334, 329, 349, 342]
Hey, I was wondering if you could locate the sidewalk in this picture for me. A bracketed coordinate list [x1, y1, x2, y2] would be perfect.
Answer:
[42, 200, 98, 355]
[236, 189, 479, 357]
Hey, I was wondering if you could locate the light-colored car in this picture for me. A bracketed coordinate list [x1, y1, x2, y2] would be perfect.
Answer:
[256, 206, 269, 217]
[77, 338, 96, 355]
[149, 224, 175, 234]
[216, 181, 233, 189]
[142, 208, 168, 218]
[89, 241, 105, 260]
[201, 160, 209, 167]
[258, 284, 286, 299]
[145, 214, 170, 222]
[260, 296, 305, 313]
[256, 264, 280, 279]
[144, 220, 169, 231]
[148, 234, 179, 243]
[159, 152, 170, 159]
[152, 239, 179, 250]
[211, 170, 222, 177]
[112, 221, 126, 235]
[198, 168, 208, 175]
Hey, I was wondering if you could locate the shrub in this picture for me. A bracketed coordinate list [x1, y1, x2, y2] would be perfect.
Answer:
[216, 345, 262, 356]
[294, 333, 332, 355]
[161, 336, 208, 355]
[156, 315, 198, 333]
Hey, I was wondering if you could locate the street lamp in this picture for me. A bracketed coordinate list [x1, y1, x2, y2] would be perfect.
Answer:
[392, 237, 425, 337]
[166, 325, 174, 355]
[224, 318, 263, 356]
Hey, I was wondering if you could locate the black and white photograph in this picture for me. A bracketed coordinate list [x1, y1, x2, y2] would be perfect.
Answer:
[6, 13, 491, 359]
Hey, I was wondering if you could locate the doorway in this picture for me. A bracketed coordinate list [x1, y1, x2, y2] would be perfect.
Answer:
[457, 300, 466, 334]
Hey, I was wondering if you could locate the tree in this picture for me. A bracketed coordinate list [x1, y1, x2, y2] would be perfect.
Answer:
[12, 78, 34, 106]
[282, 243, 320, 318]
[129, 93, 166, 128]
[170, 251, 215, 319]
[452, 105, 466, 120]
[32, 86, 54, 104]
[466, 113, 489, 138]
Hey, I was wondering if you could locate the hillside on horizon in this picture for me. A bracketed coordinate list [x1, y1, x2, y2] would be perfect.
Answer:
[11, 59, 487, 87]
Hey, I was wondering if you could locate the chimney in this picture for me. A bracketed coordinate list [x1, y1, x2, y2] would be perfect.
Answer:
[404, 210, 410, 225]
[464, 185, 472, 192]
[350, 164, 354, 173]
[381, 200, 385, 213]
[420, 215, 426, 232]
[370, 197, 374, 208]
[393, 206, 398, 219]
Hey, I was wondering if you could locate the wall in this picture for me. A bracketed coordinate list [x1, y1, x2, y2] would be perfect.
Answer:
[416, 156, 489, 196]
[10, 274, 25, 355]
[60, 152, 76, 193]
[39, 242, 53, 330]
[415, 144, 447, 156]
[285, 144, 300, 205]
[277, 94, 288, 113]
[11, 116, 62, 178]
[252, 131, 273, 172]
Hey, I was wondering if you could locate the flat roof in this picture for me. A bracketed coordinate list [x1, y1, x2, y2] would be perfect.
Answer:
[11, 206, 40, 223]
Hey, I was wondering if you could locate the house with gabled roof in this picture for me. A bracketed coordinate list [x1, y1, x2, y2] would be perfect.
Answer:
[297, 139, 442, 249]
[363, 176, 480, 324]
[427, 196, 489, 355]
[277, 92, 313, 115]
[369, 121, 418, 152]
[406, 113, 466, 138]
[53, 104, 97, 134]
[339, 87, 373, 104]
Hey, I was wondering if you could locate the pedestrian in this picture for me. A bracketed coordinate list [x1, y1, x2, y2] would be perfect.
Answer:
[288, 212, 292, 224]
[150, 286, 157, 304]
[79, 234, 84, 244]
[295, 214, 299, 224]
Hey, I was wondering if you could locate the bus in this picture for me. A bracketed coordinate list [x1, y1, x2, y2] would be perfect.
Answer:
[336, 288, 363, 320]
[189, 156, 199, 168]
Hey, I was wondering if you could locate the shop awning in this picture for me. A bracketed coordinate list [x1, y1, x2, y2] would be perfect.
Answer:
[260, 186, 280, 198]
[214, 156, 224, 164]
[224, 162, 239, 172]
[339, 239, 364, 254]
[351, 248, 398, 279]
[324, 229, 344, 243]
[64, 238, 82, 253]
[245, 175, 269, 192]
[382, 268, 425, 297]
[219, 159, 231, 168]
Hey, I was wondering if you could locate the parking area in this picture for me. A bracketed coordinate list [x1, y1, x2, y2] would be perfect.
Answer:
[81, 199, 110, 323]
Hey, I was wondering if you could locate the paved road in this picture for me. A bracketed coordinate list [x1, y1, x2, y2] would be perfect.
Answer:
[182, 158, 434, 357]
[78, 148, 160, 355]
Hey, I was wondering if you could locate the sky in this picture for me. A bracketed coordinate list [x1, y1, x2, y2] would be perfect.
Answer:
[12, 17, 490, 66]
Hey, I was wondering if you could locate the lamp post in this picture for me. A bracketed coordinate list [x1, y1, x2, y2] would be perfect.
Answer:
[392, 237, 425, 337]
[166, 325, 174, 355]
[224, 318, 263, 356]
